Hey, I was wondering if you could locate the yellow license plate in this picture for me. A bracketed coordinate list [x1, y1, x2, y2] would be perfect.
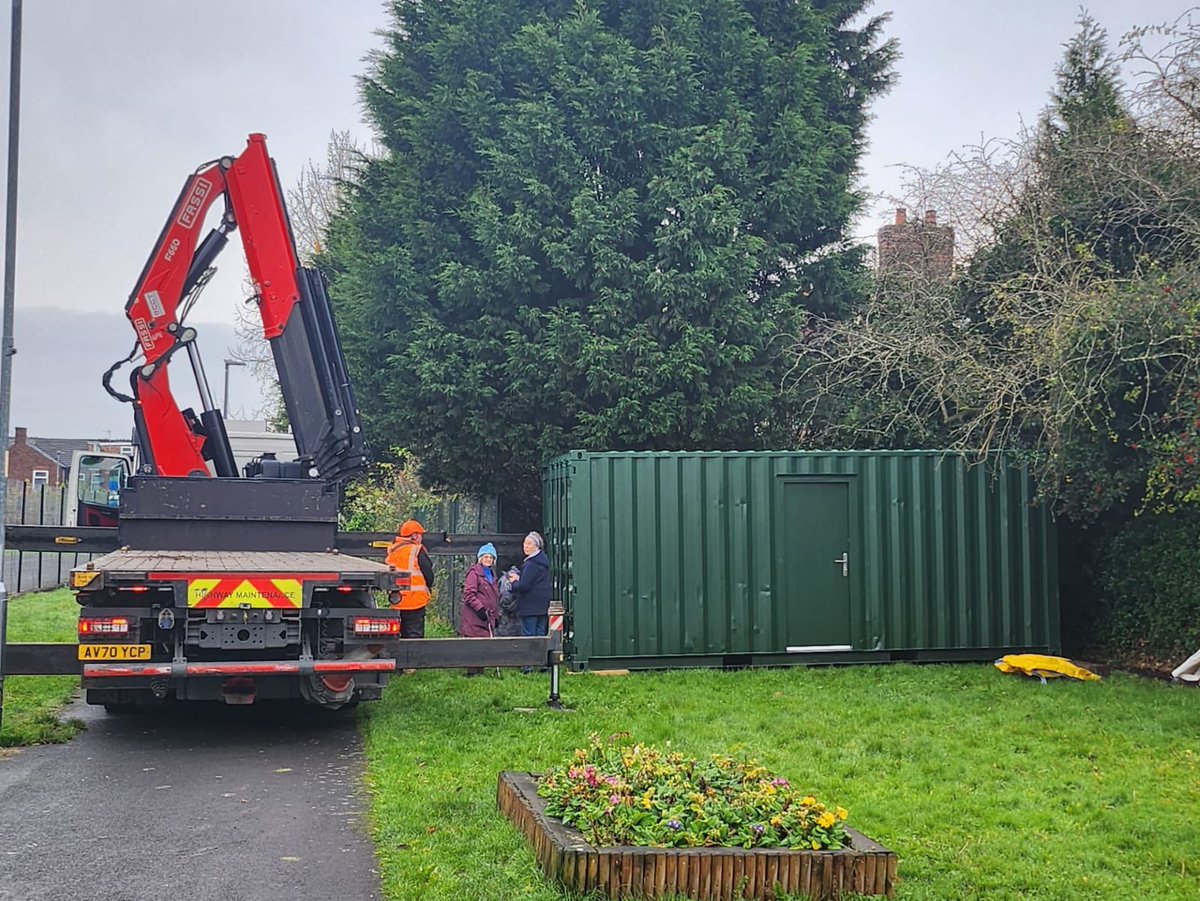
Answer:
[78, 644, 152, 661]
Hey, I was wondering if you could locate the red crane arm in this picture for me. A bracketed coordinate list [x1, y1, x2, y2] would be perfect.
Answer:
[113, 134, 367, 482]
[126, 135, 302, 365]
[225, 135, 303, 339]
[122, 156, 233, 476]
[126, 160, 230, 365]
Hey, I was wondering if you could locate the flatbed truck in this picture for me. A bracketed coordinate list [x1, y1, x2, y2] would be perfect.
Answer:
[72, 134, 404, 710]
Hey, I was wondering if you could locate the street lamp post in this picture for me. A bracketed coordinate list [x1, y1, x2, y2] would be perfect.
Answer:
[0, 0, 22, 733]
[223, 358, 247, 415]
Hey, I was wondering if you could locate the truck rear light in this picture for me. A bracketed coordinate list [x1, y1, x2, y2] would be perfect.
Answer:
[337, 586, 354, 593]
[121, 586, 150, 593]
[352, 617, 400, 636]
[80, 616, 130, 635]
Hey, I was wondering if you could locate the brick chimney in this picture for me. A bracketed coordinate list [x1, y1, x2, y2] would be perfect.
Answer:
[13, 426, 26, 445]
[876, 209, 954, 282]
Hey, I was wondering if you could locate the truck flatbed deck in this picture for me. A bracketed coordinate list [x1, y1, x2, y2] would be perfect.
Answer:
[83, 548, 392, 574]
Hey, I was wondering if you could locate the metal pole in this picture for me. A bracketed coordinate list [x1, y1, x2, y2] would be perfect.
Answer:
[546, 615, 564, 710]
[547, 651, 562, 710]
[0, 0, 23, 734]
[184, 338, 216, 413]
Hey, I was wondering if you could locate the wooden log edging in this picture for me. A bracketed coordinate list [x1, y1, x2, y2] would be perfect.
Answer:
[496, 771, 897, 900]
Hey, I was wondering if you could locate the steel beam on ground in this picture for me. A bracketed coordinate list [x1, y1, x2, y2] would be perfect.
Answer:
[5, 633, 562, 677]
[335, 531, 526, 560]
[4, 525, 121, 554]
[389, 634, 560, 669]
[5, 642, 77, 675]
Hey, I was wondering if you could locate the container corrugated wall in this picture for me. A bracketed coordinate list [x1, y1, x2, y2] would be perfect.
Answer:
[543, 450, 1059, 670]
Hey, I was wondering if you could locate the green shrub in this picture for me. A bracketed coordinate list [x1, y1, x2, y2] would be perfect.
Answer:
[1080, 510, 1200, 667]
[339, 449, 447, 532]
[537, 734, 849, 850]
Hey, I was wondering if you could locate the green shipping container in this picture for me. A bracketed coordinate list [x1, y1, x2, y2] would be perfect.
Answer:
[543, 450, 1060, 670]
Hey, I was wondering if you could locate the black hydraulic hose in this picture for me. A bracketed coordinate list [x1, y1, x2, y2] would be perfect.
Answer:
[102, 340, 139, 404]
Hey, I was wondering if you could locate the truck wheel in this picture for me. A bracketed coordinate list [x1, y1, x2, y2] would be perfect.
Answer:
[299, 673, 356, 708]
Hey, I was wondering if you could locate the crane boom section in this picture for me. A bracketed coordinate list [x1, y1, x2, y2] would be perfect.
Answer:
[224, 135, 302, 339]
[126, 159, 231, 363]
[119, 134, 367, 482]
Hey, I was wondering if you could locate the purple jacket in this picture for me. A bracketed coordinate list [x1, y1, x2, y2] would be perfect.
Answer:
[459, 563, 500, 637]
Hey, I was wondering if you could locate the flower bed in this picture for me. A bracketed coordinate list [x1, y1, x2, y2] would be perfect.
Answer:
[539, 737, 851, 851]
[497, 739, 896, 899]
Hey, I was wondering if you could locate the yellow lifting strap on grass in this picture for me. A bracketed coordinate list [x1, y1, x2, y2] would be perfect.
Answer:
[994, 654, 1101, 683]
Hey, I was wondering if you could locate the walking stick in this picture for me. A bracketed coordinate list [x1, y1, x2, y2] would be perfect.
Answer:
[488, 621, 501, 677]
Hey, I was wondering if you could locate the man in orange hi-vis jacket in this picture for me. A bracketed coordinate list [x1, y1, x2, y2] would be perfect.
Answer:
[387, 519, 435, 643]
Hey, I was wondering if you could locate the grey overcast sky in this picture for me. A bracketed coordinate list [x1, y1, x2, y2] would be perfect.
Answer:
[0, 0, 1192, 438]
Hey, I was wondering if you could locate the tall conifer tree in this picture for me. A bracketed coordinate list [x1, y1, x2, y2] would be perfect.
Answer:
[324, 0, 895, 513]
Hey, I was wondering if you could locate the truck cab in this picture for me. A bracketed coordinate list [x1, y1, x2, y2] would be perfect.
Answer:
[67, 451, 129, 528]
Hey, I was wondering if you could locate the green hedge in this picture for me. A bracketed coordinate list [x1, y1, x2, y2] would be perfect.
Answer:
[1067, 510, 1200, 669]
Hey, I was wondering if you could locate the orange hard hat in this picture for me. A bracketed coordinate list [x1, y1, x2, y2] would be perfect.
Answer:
[398, 519, 425, 537]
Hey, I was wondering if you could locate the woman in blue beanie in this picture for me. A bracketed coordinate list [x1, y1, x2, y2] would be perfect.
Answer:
[459, 542, 500, 675]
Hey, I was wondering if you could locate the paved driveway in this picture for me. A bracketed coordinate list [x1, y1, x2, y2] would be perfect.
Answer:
[0, 699, 382, 901]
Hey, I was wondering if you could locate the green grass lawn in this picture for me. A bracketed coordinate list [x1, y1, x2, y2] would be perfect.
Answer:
[0, 587, 83, 747]
[361, 663, 1200, 901]
[5, 595, 1198, 899]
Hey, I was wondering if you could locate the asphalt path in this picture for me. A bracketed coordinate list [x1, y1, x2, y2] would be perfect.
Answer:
[0, 699, 382, 901]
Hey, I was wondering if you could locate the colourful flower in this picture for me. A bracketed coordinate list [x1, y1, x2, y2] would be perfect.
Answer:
[537, 737, 849, 851]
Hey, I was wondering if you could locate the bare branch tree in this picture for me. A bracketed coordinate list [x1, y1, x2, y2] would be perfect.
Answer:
[882, 132, 1036, 259]
[1121, 8, 1200, 144]
[790, 48, 1200, 517]
[286, 129, 372, 262]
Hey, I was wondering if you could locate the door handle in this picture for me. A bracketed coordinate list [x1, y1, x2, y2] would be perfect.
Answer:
[833, 552, 848, 577]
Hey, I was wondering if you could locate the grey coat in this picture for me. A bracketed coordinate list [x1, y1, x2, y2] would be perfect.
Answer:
[495, 573, 523, 637]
